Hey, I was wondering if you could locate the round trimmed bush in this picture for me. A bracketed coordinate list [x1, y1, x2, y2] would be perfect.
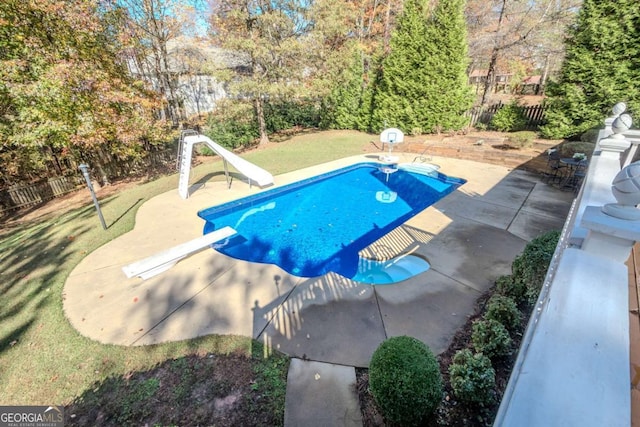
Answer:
[369, 336, 442, 425]
[495, 274, 526, 305]
[448, 349, 496, 406]
[471, 319, 512, 359]
[484, 294, 521, 333]
[512, 230, 560, 304]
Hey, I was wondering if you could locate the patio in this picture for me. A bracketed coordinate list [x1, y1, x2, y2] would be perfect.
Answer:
[63, 153, 573, 425]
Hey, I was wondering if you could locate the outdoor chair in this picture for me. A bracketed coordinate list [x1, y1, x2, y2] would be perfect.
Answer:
[544, 149, 568, 184]
[570, 162, 588, 194]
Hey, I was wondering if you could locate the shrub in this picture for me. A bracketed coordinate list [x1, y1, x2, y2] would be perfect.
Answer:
[264, 100, 320, 133]
[448, 349, 496, 406]
[495, 274, 527, 305]
[512, 230, 560, 304]
[484, 294, 521, 333]
[557, 141, 595, 158]
[205, 100, 259, 149]
[474, 122, 488, 131]
[580, 128, 601, 143]
[195, 145, 216, 156]
[508, 131, 536, 149]
[490, 101, 528, 132]
[471, 319, 512, 359]
[369, 336, 442, 425]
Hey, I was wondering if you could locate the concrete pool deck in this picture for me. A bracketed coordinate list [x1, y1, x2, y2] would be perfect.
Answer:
[63, 153, 574, 426]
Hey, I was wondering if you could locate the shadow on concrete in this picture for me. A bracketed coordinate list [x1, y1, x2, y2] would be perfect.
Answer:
[249, 165, 573, 367]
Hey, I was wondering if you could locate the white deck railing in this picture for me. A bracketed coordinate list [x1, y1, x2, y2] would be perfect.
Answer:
[495, 106, 640, 427]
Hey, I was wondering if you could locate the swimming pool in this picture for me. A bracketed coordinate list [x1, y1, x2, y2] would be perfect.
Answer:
[198, 162, 465, 283]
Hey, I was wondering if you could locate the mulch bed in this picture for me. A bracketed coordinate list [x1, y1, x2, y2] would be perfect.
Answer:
[356, 289, 532, 427]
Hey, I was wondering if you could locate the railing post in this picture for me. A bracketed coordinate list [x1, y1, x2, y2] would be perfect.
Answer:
[580, 159, 640, 262]
[622, 129, 640, 168]
[596, 113, 632, 158]
[570, 111, 633, 245]
[580, 206, 640, 262]
[598, 101, 627, 142]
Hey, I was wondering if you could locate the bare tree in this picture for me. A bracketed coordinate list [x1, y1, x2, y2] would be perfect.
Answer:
[108, 0, 206, 124]
[209, 0, 350, 145]
[465, 0, 581, 106]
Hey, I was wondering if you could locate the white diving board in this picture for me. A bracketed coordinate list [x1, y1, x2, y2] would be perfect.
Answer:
[122, 226, 237, 280]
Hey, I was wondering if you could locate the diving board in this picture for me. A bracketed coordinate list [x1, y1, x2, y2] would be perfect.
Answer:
[122, 226, 237, 280]
[178, 133, 274, 199]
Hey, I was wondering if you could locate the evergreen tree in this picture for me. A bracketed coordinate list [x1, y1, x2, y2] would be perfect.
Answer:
[540, 0, 640, 139]
[423, 0, 474, 131]
[320, 47, 371, 130]
[369, 0, 473, 133]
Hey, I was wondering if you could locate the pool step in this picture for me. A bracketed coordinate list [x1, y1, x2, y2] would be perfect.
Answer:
[122, 226, 237, 280]
[353, 254, 431, 284]
[398, 163, 441, 176]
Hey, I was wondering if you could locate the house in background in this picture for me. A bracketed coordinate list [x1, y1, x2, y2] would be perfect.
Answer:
[520, 75, 542, 95]
[125, 37, 248, 121]
[166, 40, 250, 118]
[468, 69, 542, 96]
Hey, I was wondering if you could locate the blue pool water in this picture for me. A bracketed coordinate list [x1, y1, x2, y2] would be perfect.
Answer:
[198, 162, 465, 282]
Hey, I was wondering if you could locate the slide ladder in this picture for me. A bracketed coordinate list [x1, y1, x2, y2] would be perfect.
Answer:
[177, 131, 274, 199]
[177, 130, 199, 198]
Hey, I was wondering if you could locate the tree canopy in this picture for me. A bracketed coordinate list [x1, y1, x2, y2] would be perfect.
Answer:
[466, 0, 581, 105]
[0, 0, 169, 184]
[541, 0, 640, 139]
[369, 0, 473, 133]
[209, 0, 351, 145]
[2, 0, 614, 186]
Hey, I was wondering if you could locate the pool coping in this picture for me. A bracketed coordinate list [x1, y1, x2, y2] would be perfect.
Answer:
[196, 160, 465, 282]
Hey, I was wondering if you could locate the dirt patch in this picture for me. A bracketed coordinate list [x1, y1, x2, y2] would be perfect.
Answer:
[65, 350, 289, 427]
[402, 131, 559, 173]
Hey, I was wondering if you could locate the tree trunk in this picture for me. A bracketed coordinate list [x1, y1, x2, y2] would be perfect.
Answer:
[383, 0, 392, 53]
[539, 54, 551, 95]
[480, 0, 506, 107]
[480, 48, 499, 106]
[254, 97, 270, 146]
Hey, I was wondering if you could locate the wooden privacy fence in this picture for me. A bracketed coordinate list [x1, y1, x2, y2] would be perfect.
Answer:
[0, 148, 176, 216]
[466, 103, 547, 130]
[0, 176, 82, 214]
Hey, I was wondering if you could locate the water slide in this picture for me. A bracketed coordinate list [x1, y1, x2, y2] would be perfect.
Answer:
[178, 133, 274, 199]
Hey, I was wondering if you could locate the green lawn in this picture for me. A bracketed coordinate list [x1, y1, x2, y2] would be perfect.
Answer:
[0, 130, 376, 408]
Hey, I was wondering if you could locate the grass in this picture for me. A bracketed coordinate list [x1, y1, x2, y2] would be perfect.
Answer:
[0, 130, 377, 416]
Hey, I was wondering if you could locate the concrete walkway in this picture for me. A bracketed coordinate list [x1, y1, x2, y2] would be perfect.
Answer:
[63, 154, 574, 426]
